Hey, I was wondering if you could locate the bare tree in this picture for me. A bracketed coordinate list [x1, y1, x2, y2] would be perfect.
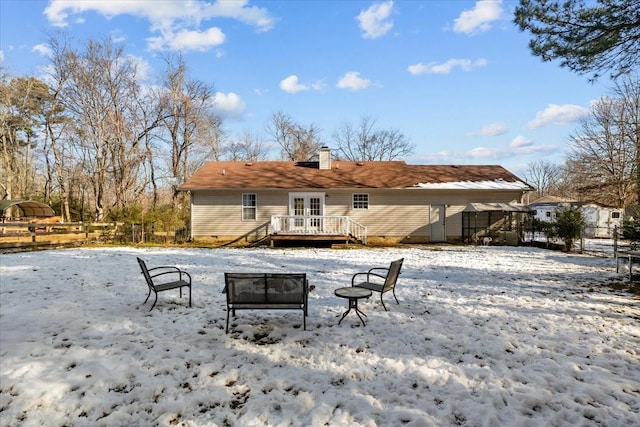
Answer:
[524, 159, 563, 199]
[41, 37, 77, 221]
[223, 130, 268, 161]
[266, 111, 323, 161]
[0, 76, 51, 205]
[566, 92, 637, 207]
[50, 37, 158, 221]
[159, 54, 222, 204]
[332, 116, 414, 161]
[613, 75, 640, 205]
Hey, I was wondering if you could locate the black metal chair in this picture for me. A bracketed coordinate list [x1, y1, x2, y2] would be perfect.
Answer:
[137, 257, 192, 311]
[351, 258, 404, 311]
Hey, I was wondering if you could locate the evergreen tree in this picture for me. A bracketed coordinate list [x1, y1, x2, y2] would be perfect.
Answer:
[515, 0, 640, 80]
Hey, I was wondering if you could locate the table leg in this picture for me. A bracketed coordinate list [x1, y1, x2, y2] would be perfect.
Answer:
[338, 298, 367, 326]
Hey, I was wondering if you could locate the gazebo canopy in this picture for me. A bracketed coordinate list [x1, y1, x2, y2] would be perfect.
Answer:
[0, 200, 55, 218]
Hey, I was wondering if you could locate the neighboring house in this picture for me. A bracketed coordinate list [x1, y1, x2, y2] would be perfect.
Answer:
[180, 148, 533, 246]
[528, 196, 623, 238]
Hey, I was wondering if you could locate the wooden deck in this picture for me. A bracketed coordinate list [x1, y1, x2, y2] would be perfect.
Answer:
[270, 215, 367, 245]
[269, 233, 361, 245]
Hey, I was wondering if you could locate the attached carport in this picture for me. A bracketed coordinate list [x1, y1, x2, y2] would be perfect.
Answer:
[462, 202, 533, 245]
[0, 200, 55, 219]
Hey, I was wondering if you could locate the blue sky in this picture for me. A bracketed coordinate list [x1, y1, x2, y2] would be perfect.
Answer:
[0, 0, 611, 175]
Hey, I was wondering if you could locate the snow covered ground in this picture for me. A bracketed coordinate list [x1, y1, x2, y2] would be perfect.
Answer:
[1, 244, 638, 426]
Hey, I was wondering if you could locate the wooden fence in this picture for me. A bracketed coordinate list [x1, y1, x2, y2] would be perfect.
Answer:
[0, 221, 121, 251]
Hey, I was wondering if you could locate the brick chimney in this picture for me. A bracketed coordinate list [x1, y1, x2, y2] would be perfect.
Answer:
[319, 146, 331, 170]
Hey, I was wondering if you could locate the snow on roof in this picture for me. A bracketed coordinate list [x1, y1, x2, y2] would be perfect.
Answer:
[413, 179, 531, 190]
[463, 202, 533, 212]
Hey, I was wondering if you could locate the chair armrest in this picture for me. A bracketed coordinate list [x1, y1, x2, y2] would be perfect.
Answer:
[368, 267, 390, 274]
[148, 266, 191, 284]
[180, 270, 192, 284]
[147, 265, 181, 274]
[351, 271, 386, 285]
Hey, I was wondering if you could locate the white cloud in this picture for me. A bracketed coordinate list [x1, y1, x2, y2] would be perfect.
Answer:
[45, 0, 181, 27]
[310, 81, 327, 91]
[336, 72, 372, 91]
[407, 63, 427, 75]
[110, 30, 127, 43]
[421, 141, 556, 163]
[526, 104, 589, 129]
[45, 0, 274, 30]
[0, 50, 3, 63]
[466, 122, 507, 137]
[279, 75, 326, 94]
[148, 27, 226, 52]
[32, 44, 52, 57]
[510, 136, 533, 148]
[408, 58, 487, 75]
[126, 55, 152, 81]
[453, 0, 503, 34]
[280, 75, 309, 94]
[356, 1, 394, 39]
[44, 0, 274, 51]
[212, 92, 246, 119]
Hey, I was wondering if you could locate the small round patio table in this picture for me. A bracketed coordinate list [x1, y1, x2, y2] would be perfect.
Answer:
[334, 286, 372, 326]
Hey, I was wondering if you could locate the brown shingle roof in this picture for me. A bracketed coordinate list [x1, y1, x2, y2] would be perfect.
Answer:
[179, 161, 532, 190]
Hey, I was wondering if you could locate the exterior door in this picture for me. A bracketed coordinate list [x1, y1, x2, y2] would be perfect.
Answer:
[430, 205, 446, 242]
[289, 193, 324, 231]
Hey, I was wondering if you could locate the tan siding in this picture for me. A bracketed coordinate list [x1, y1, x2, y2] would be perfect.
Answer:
[191, 188, 526, 241]
[324, 189, 523, 238]
[191, 190, 288, 238]
[354, 190, 429, 237]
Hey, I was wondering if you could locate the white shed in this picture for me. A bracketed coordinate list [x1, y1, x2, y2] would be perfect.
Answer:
[580, 203, 623, 238]
[528, 197, 623, 238]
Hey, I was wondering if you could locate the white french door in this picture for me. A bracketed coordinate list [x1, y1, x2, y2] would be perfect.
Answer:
[289, 192, 324, 231]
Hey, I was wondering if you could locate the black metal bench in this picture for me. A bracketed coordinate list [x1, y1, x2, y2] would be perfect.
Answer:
[137, 257, 192, 311]
[224, 273, 309, 333]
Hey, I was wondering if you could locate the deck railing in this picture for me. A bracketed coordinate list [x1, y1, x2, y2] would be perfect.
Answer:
[270, 215, 367, 244]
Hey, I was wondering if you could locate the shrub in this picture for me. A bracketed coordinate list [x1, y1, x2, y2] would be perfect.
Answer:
[553, 206, 586, 252]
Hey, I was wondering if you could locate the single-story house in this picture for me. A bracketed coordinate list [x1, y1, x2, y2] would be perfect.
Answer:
[179, 148, 534, 246]
[528, 196, 623, 238]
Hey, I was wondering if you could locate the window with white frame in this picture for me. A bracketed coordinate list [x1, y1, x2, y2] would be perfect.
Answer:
[242, 193, 257, 220]
[353, 193, 369, 210]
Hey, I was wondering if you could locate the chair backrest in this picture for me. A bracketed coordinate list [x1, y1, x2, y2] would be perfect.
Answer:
[225, 273, 266, 304]
[383, 258, 404, 292]
[266, 273, 307, 304]
[137, 257, 154, 289]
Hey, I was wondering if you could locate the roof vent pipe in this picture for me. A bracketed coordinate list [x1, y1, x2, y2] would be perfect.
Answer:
[319, 146, 331, 170]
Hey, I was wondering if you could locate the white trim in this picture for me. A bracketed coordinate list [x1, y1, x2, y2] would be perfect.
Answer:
[288, 192, 325, 216]
[241, 193, 257, 221]
[352, 193, 369, 210]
